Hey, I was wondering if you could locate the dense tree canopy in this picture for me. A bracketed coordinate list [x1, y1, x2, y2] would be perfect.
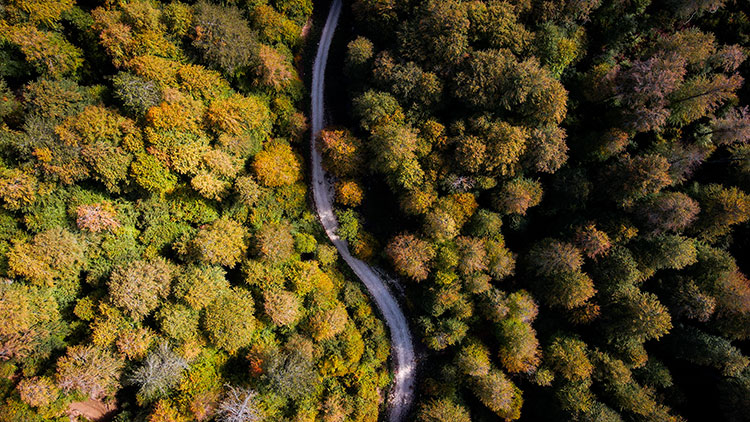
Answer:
[324, 0, 750, 420]
[1, 0, 750, 420]
[0, 1, 390, 420]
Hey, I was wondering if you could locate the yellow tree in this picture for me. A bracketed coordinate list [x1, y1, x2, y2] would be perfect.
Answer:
[7, 227, 85, 287]
[191, 218, 248, 267]
[252, 142, 302, 187]
[17, 376, 60, 408]
[0, 282, 59, 361]
[0, 169, 37, 210]
[318, 128, 365, 178]
[0, 24, 82, 77]
[108, 258, 173, 320]
[263, 288, 302, 327]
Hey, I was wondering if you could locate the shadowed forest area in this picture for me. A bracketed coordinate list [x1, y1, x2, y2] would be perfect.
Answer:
[316, 0, 750, 421]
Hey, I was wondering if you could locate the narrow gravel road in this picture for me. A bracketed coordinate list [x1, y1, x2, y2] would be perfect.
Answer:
[310, 1, 416, 420]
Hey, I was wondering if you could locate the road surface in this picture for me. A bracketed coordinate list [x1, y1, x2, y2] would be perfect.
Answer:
[310, 1, 416, 420]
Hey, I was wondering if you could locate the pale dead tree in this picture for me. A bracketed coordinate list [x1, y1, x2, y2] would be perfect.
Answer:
[128, 342, 188, 402]
[216, 385, 264, 422]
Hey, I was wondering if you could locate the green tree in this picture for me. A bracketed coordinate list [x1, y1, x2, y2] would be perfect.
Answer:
[691, 184, 750, 240]
[669, 73, 742, 125]
[368, 120, 423, 190]
[418, 398, 471, 422]
[373, 53, 443, 108]
[546, 335, 593, 382]
[0, 78, 20, 119]
[345, 36, 374, 77]
[250, 4, 300, 48]
[131, 153, 178, 196]
[352, 90, 405, 132]
[456, 340, 491, 377]
[351, 0, 400, 38]
[466, 0, 530, 54]
[527, 239, 595, 309]
[470, 368, 523, 420]
[454, 50, 567, 125]
[420, 317, 468, 351]
[173, 265, 229, 310]
[398, 0, 470, 74]
[534, 23, 585, 78]
[718, 368, 750, 421]
[606, 288, 672, 343]
[272, 0, 312, 24]
[634, 234, 698, 271]
[203, 288, 256, 353]
[497, 318, 541, 373]
[191, 1, 257, 75]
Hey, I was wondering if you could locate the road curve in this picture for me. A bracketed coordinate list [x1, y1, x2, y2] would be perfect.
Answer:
[310, 1, 416, 421]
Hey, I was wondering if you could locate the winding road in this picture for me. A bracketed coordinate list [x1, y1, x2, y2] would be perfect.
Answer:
[310, 1, 416, 420]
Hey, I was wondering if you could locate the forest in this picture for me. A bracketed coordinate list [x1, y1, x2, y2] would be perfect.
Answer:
[0, 0, 749, 421]
[322, 0, 750, 421]
[0, 0, 393, 421]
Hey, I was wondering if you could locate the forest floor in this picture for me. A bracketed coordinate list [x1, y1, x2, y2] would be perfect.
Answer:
[67, 399, 117, 422]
